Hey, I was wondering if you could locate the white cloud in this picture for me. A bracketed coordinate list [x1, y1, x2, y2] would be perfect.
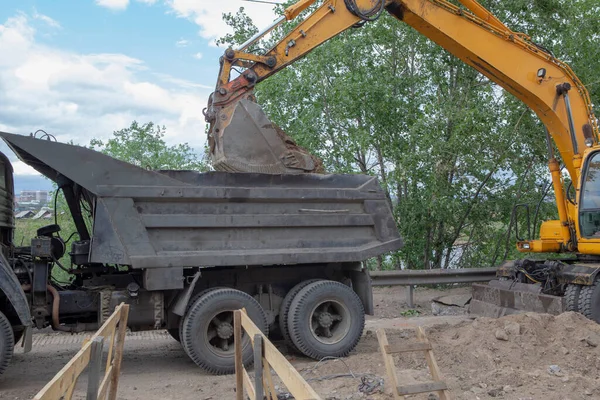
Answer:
[95, 0, 130, 11]
[136, 0, 159, 4]
[175, 38, 189, 47]
[12, 161, 39, 176]
[32, 11, 61, 29]
[0, 13, 210, 177]
[164, 0, 278, 46]
[193, 52, 202, 60]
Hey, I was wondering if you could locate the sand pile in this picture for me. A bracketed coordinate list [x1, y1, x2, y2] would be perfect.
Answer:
[299, 312, 600, 399]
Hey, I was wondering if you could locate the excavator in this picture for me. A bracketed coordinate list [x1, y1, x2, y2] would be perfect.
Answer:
[205, 0, 600, 321]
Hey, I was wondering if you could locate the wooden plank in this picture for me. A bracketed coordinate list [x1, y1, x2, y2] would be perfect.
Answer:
[86, 337, 104, 400]
[64, 380, 77, 400]
[108, 305, 129, 400]
[240, 311, 320, 400]
[105, 331, 116, 374]
[33, 341, 93, 399]
[243, 367, 256, 400]
[94, 303, 127, 341]
[263, 362, 277, 400]
[234, 311, 244, 400]
[417, 327, 450, 400]
[253, 335, 264, 400]
[376, 329, 401, 400]
[397, 381, 448, 395]
[97, 365, 114, 400]
[384, 342, 432, 354]
[34, 304, 129, 400]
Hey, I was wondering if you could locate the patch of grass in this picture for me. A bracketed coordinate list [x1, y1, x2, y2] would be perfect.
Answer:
[15, 216, 78, 283]
[400, 309, 420, 317]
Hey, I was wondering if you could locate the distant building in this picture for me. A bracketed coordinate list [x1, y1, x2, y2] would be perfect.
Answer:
[18, 190, 49, 204]
[32, 208, 53, 220]
[15, 210, 34, 219]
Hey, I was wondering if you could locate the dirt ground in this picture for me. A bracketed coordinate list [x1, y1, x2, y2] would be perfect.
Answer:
[371, 285, 469, 318]
[2, 286, 600, 400]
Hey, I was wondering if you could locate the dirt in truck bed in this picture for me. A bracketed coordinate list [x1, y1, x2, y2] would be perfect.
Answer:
[2, 287, 600, 400]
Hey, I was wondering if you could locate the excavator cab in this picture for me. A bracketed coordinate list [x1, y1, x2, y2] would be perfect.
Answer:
[579, 153, 600, 237]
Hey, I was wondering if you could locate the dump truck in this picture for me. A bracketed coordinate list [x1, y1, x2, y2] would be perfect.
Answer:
[0, 131, 402, 375]
[206, 0, 600, 321]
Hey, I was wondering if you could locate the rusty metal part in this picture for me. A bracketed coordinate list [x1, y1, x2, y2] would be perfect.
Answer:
[46, 285, 71, 332]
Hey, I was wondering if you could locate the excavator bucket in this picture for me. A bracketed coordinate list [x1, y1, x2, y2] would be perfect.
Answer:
[208, 99, 323, 174]
[469, 280, 565, 318]
[465, 260, 600, 318]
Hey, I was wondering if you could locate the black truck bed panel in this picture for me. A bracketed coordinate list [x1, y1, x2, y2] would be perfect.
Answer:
[0, 131, 403, 268]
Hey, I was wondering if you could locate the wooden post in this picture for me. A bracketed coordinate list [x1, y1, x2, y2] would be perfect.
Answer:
[234, 310, 244, 400]
[253, 334, 264, 400]
[376, 329, 401, 400]
[406, 285, 414, 308]
[263, 363, 277, 400]
[107, 305, 129, 400]
[86, 337, 104, 400]
[417, 327, 450, 400]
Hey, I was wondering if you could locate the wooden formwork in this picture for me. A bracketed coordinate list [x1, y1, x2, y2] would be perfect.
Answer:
[33, 303, 130, 400]
[234, 309, 321, 400]
[377, 327, 451, 400]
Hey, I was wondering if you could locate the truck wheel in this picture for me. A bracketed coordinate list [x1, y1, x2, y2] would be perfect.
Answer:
[181, 288, 268, 374]
[565, 284, 582, 312]
[288, 280, 364, 360]
[178, 287, 224, 352]
[579, 280, 600, 322]
[279, 279, 319, 351]
[0, 310, 14, 375]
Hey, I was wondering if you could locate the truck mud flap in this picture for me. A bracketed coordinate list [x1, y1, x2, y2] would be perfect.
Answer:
[469, 282, 565, 318]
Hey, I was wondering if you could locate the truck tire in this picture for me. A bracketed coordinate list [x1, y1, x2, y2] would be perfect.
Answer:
[0, 310, 14, 375]
[565, 284, 582, 312]
[279, 279, 319, 352]
[288, 280, 364, 360]
[579, 279, 600, 322]
[177, 287, 224, 350]
[181, 288, 268, 374]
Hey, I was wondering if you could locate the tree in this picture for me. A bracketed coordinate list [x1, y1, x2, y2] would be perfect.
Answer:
[90, 121, 207, 171]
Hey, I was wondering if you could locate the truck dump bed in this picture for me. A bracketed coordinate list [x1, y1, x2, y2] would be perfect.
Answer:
[0, 131, 402, 269]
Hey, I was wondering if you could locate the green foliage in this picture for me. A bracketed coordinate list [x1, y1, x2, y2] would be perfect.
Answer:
[218, 1, 600, 270]
[90, 121, 208, 171]
[216, 7, 259, 51]
[400, 309, 420, 317]
[15, 208, 76, 283]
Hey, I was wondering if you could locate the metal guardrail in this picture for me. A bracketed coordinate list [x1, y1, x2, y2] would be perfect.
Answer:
[370, 267, 498, 308]
[370, 267, 498, 286]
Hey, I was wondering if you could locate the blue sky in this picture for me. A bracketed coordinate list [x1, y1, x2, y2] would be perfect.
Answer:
[0, 0, 279, 193]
